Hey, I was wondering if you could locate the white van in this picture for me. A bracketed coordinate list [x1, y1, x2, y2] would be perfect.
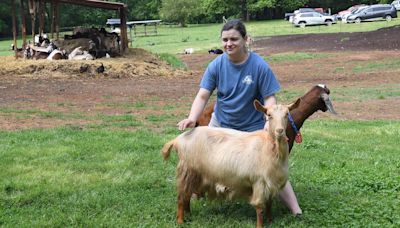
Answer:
[392, 0, 400, 10]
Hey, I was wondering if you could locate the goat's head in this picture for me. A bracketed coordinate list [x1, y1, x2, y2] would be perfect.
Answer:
[254, 100, 300, 140]
[295, 84, 337, 114]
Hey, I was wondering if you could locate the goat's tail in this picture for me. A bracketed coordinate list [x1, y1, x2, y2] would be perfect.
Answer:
[161, 139, 177, 160]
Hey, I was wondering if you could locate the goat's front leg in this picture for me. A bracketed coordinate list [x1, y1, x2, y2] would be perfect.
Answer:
[265, 197, 273, 224]
[183, 193, 191, 214]
[255, 206, 264, 228]
[251, 181, 266, 228]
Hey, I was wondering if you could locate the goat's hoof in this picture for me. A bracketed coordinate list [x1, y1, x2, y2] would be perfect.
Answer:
[294, 213, 303, 219]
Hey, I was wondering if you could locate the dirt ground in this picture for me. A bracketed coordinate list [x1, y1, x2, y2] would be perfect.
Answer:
[1, 26, 399, 130]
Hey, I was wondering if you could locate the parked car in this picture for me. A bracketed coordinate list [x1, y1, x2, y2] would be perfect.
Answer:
[392, 0, 400, 10]
[345, 4, 397, 23]
[341, 5, 369, 23]
[293, 12, 337, 27]
[336, 4, 366, 20]
[284, 8, 322, 22]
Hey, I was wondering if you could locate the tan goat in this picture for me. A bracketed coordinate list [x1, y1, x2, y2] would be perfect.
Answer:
[162, 99, 300, 227]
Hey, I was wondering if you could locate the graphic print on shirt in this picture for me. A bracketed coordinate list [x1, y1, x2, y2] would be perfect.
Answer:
[242, 75, 254, 85]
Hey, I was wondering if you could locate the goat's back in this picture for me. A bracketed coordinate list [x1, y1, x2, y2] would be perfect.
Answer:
[173, 127, 287, 190]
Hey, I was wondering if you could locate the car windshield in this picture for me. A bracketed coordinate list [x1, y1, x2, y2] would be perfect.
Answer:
[353, 7, 368, 13]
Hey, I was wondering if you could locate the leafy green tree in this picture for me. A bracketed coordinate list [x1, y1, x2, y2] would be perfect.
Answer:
[200, 0, 241, 22]
[159, 0, 201, 26]
[0, 2, 11, 37]
[125, 0, 162, 20]
[246, 0, 276, 20]
[276, 0, 309, 12]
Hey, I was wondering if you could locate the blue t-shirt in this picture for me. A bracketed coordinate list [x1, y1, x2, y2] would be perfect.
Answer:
[200, 52, 280, 132]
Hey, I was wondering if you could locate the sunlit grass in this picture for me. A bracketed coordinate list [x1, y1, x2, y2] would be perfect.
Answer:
[264, 52, 331, 62]
[3, 17, 400, 56]
[1, 120, 399, 226]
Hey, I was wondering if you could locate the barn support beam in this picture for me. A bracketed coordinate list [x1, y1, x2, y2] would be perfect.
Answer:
[119, 6, 128, 52]
[38, 0, 45, 36]
[20, 0, 27, 47]
[12, 0, 18, 58]
[28, 0, 36, 41]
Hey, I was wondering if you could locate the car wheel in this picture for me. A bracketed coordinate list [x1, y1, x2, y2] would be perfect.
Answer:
[299, 22, 306, 28]
[326, 20, 333, 26]
[385, 15, 392, 22]
[355, 18, 361, 24]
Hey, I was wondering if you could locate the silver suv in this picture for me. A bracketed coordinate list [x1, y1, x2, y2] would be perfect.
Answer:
[293, 12, 337, 27]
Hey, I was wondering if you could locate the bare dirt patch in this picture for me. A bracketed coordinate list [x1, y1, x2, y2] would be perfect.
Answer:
[1, 27, 400, 130]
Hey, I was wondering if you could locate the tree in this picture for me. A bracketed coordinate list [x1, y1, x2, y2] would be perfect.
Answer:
[246, 0, 276, 20]
[200, 0, 241, 23]
[159, 0, 201, 26]
[126, 0, 162, 20]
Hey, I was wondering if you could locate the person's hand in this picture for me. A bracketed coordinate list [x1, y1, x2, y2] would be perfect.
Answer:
[177, 118, 196, 131]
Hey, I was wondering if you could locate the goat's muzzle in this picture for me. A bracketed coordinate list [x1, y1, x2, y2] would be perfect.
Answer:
[275, 128, 285, 138]
[321, 93, 337, 114]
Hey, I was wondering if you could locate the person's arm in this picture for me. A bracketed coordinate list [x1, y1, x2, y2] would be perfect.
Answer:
[263, 94, 277, 130]
[177, 88, 211, 131]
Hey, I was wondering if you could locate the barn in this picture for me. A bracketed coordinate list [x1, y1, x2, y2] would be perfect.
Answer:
[10, 0, 129, 58]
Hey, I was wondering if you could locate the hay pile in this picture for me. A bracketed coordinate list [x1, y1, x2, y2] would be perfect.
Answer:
[0, 48, 188, 79]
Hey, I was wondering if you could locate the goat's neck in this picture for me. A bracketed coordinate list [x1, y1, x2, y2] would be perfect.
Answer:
[268, 130, 289, 161]
[291, 98, 319, 130]
[287, 98, 320, 151]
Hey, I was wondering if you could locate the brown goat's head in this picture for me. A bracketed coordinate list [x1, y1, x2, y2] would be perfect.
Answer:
[299, 84, 337, 114]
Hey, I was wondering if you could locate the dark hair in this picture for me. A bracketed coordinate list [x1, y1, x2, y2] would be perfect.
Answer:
[221, 19, 247, 38]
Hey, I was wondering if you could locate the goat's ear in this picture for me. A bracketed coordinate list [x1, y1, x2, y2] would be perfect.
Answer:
[288, 98, 301, 111]
[254, 100, 267, 113]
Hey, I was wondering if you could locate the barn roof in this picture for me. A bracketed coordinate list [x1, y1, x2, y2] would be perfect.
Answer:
[44, 0, 126, 10]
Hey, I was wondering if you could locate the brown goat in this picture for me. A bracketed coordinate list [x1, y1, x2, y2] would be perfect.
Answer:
[163, 100, 300, 227]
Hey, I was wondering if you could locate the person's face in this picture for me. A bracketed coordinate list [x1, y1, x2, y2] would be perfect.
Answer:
[221, 29, 246, 56]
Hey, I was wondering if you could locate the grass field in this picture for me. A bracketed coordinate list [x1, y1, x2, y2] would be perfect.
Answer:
[1, 18, 400, 227]
[1, 15, 400, 56]
[1, 119, 399, 227]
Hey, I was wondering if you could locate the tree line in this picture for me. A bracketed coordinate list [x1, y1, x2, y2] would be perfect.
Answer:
[0, 0, 389, 38]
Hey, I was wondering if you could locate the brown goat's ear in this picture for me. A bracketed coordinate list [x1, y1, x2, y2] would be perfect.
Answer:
[254, 100, 267, 113]
[288, 98, 301, 111]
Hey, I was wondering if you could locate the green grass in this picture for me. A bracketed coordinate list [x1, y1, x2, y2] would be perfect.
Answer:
[1, 120, 399, 227]
[128, 17, 400, 54]
[158, 53, 187, 69]
[331, 84, 400, 102]
[0, 108, 86, 120]
[3, 16, 400, 56]
[264, 52, 330, 62]
[353, 58, 400, 73]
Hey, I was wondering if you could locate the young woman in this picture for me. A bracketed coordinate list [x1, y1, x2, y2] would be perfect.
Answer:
[177, 19, 302, 216]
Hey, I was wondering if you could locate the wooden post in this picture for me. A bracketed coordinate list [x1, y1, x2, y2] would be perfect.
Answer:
[50, 0, 55, 39]
[28, 0, 36, 42]
[119, 5, 128, 52]
[38, 0, 45, 36]
[55, 0, 59, 39]
[12, 0, 17, 58]
[129, 26, 132, 47]
[20, 0, 27, 47]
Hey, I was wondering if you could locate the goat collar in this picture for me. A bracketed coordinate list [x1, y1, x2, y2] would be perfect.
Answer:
[288, 111, 302, 144]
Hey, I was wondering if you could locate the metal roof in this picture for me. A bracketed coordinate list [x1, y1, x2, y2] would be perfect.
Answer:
[44, 0, 126, 10]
